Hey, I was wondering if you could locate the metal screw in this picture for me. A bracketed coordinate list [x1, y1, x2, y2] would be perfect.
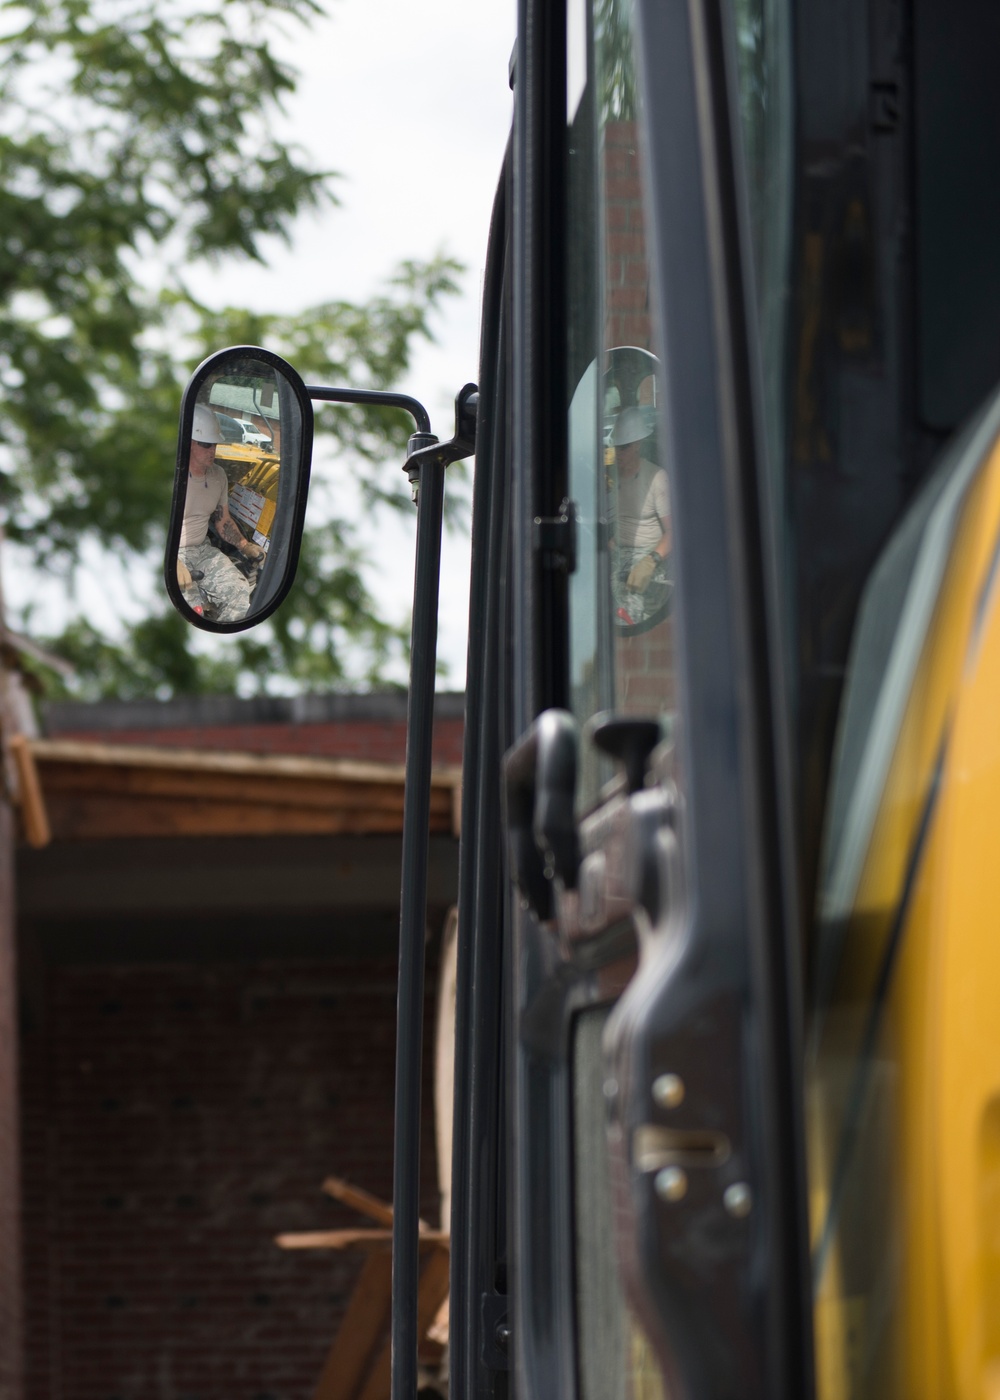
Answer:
[652, 1073, 685, 1109]
[655, 1166, 688, 1202]
[723, 1182, 752, 1218]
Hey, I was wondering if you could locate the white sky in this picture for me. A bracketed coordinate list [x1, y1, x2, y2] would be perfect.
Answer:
[6, 0, 516, 692]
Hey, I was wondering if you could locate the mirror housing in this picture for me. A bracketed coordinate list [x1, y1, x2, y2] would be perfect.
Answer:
[164, 345, 314, 633]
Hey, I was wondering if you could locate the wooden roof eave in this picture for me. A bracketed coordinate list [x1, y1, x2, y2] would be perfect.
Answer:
[23, 738, 462, 844]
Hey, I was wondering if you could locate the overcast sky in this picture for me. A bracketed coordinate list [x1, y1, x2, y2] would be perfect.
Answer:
[187, 0, 517, 688]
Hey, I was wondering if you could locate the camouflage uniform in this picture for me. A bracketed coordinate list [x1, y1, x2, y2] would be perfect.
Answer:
[178, 540, 251, 623]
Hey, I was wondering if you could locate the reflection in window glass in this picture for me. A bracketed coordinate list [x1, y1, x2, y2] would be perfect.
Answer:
[564, 4, 673, 1399]
[566, 0, 674, 817]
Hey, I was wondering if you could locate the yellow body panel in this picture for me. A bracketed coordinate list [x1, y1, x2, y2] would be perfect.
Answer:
[216, 445, 281, 544]
[811, 433, 1000, 1400]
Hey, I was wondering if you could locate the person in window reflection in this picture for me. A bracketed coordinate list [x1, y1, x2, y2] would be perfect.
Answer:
[610, 406, 670, 596]
[177, 404, 265, 622]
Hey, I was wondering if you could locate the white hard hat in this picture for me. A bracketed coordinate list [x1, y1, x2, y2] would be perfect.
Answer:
[610, 406, 653, 447]
[192, 404, 223, 444]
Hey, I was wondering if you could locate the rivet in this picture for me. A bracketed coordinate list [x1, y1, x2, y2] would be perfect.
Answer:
[655, 1166, 688, 1202]
[652, 1073, 685, 1109]
[723, 1182, 752, 1218]
[603, 1077, 619, 1101]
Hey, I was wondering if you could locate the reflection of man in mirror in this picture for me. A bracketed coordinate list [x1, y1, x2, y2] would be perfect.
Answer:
[610, 406, 670, 593]
[177, 404, 265, 622]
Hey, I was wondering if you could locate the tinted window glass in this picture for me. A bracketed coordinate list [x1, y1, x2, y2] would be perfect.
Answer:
[566, 0, 673, 813]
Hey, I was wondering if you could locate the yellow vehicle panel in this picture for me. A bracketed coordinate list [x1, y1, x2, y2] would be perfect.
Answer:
[216, 444, 281, 546]
[810, 421, 1000, 1400]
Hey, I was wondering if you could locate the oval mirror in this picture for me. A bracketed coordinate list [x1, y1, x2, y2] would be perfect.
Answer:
[164, 346, 314, 632]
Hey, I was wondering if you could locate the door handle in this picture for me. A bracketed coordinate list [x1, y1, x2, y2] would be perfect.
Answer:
[503, 709, 580, 922]
[587, 713, 675, 924]
[589, 714, 661, 793]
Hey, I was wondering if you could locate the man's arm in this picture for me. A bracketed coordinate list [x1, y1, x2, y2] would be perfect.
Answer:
[210, 498, 248, 549]
[651, 468, 671, 559]
[210, 491, 265, 561]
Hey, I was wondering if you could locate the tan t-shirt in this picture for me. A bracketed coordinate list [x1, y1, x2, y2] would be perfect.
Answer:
[615, 457, 670, 554]
[180, 464, 229, 548]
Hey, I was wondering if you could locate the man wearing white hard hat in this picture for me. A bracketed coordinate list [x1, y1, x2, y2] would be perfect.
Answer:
[610, 405, 670, 595]
[177, 404, 264, 622]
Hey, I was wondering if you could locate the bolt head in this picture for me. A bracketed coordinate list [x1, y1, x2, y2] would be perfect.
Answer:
[655, 1166, 688, 1202]
[723, 1182, 752, 1218]
[652, 1073, 684, 1109]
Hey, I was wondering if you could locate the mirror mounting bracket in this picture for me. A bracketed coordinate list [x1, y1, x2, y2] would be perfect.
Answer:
[402, 382, 478, 502]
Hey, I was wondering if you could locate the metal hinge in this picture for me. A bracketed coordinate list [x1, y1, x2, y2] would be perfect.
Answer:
[480, 1292, 510, 1371]
[869, 80, 899, 134]
[533, 498, 577, 574]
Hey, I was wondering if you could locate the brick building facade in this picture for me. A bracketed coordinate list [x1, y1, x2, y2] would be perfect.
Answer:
[604, 119, 676, 715]
[12, 692, 463, 1400]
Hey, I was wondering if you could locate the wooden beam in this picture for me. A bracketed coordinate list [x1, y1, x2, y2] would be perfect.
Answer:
[320, 1177, 436, 1234]
[34, 794, 424, 841]
[28, 738, 461, 842]
[321, 1177, 395, 1227]
[37, 765, 411, 809]
[275, 1228, 449, 1251]
[30, 737, 461, 790]
[8, 734, 50, 848]
[356, 1247, 451, 1400]
[311, 1251, 393, 1400]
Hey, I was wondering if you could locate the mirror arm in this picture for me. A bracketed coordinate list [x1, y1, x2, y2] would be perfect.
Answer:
[304, 384, 432, 434]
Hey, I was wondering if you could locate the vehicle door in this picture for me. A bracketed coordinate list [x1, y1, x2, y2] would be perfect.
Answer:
[501, 0, 813, 1396]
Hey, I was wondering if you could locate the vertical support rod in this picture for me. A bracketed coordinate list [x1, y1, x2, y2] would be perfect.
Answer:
[391, 454, 447, 1400]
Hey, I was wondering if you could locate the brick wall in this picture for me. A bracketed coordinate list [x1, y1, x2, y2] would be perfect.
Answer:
[20, 955, 441, 1400]
[605, 120, 676, 713]
[604, 122, 650, 352]
[615, 623, 676, 715]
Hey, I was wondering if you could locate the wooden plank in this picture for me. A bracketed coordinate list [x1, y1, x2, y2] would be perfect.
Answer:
[41, 796, 418, 841]
[31, 739, 460, 842]
[320, 1177, 435, 1235]
[322, 1177, 395, 1227]
[311, 1251, 393, 1400]
[36, 764, 412, 812]
[41, 789, 453, 840]
[8, 735, 50, 848]
[30, 738, 417, 786]
[275, 1228, 449, 1251]
[356, 1246, 451, 1400]
[31, 737, 462, 791]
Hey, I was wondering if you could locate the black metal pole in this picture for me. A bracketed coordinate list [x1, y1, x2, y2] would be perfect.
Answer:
[391, 451, 447, 1400]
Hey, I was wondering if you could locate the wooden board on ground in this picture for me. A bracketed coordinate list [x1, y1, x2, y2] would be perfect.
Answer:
[354, 1247, 451, 1400]
[322, 1176, 396, 1227]
[276, 1228, 448, 1252]
[310, 1252, 393, 1400]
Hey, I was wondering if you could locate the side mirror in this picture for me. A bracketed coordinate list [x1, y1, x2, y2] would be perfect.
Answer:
[164, 346, 314, 632]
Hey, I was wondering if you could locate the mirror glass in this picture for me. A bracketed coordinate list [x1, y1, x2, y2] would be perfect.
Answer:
[166, 348, 313, 632]
[603, 345, 672, 637]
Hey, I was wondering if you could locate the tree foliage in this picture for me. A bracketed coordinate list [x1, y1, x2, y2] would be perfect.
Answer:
[0, 0, 463, 699]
